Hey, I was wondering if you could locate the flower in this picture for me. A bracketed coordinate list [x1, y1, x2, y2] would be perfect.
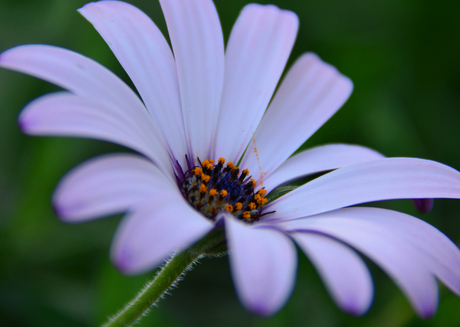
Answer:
[2, 0, 460, 318]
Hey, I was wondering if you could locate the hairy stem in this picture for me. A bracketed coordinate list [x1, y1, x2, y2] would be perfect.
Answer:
[102, 228, 225, 327]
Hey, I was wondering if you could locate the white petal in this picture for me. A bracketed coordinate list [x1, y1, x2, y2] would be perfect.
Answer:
[214, 4, 298, 163]
[112, 191, 214, 275]
[280, 207, 442, 317]
[19, 92, 171, 175]
[53, 153, 173, 222]
[268, 157, 460, 220]
[79, 1, 188, 167]
[0, 44, 172, 175]
[225, 216, 297, 316]
[262, 143, 384, 192]
[292, 232, 373, 315]
[160, 0, 224, 161]
[240, 53, 353, 182]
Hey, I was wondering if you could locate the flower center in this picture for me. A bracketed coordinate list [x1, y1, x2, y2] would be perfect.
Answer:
[180, 158, 268, 223]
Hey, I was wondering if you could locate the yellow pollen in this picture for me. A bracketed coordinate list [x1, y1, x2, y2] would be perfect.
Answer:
[181, 158, 272, 223]
[257, 198, 268, 206]
[254, 194, 267, 206]
[257, 189, 267, 197]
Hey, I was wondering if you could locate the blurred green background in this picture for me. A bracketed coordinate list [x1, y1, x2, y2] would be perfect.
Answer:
[1, 0, 460, 326]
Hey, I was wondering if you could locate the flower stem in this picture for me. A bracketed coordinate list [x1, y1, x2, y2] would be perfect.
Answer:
[102, 228, 226, 327]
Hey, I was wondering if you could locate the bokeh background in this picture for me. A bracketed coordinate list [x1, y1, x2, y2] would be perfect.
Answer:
[1, 0, 460, 326]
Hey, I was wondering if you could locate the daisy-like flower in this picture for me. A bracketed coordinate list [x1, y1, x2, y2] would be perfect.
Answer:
[2, 0, 460, 320]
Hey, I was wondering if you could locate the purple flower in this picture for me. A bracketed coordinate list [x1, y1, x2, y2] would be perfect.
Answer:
[2, 0, 460, 318]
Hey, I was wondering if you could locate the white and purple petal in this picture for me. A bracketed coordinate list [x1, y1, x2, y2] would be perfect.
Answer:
[225, 215, 297, 316]
[112, 191, 214, 275]
[268, 157, 460, 220]
[53, 153, 174, 222]
[0, 44, 172, 176]
[160, 0, 224, 161]
[261, 143, 384, 192]
[279, 207, 450, 317]
[240, 53, 353, 183]
[79, 1, 189, 168]
[214, 4, 298, 163]
[292, 232, 373, 315]
[19, 92, 172, 175]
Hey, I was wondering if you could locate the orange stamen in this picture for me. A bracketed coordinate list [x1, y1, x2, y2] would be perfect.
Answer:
[193, 167, 203, 177]
[257, 189, 267, 197]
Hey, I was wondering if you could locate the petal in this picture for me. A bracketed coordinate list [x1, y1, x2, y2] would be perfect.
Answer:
[214, 4, 299, 163]
[159, 0, 224, 161]
[261, 143, 384, 192]
[412, 198, 434, 214]
[79, 1, 189, 167]
[292, 232, 373, 315]
[240, 53, 353, 182]
[19, 92, 171, 175]
[53, 153, 174, 222]
[112, 191, 214, 275]
[225, 216, 297, 316]
[281, 207, 444, 318]
[268, 157, 460, 220]
[0, 44, 172, 175]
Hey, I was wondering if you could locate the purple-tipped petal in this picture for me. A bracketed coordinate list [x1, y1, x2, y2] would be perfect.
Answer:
[0, 44, 172, 176]
[240, 53, 353, 183]
[53, 153, 173, 222]
[112, 193, 213, 275]
[19, 92, 172, 176]
[279, 207, 459, 317]
[159, 0, 224, 161]
[225, 216, 297, 316]
[261, 143, 384, 192]
[292, 232, 373, 315]
[214, 4, 298, 163]
[79, 1, 188, 168]
[412, 198, 434, 214]
[268, 157, 460, 220]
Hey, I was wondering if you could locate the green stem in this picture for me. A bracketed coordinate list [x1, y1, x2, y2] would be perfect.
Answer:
[102, 229, 226, 327]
